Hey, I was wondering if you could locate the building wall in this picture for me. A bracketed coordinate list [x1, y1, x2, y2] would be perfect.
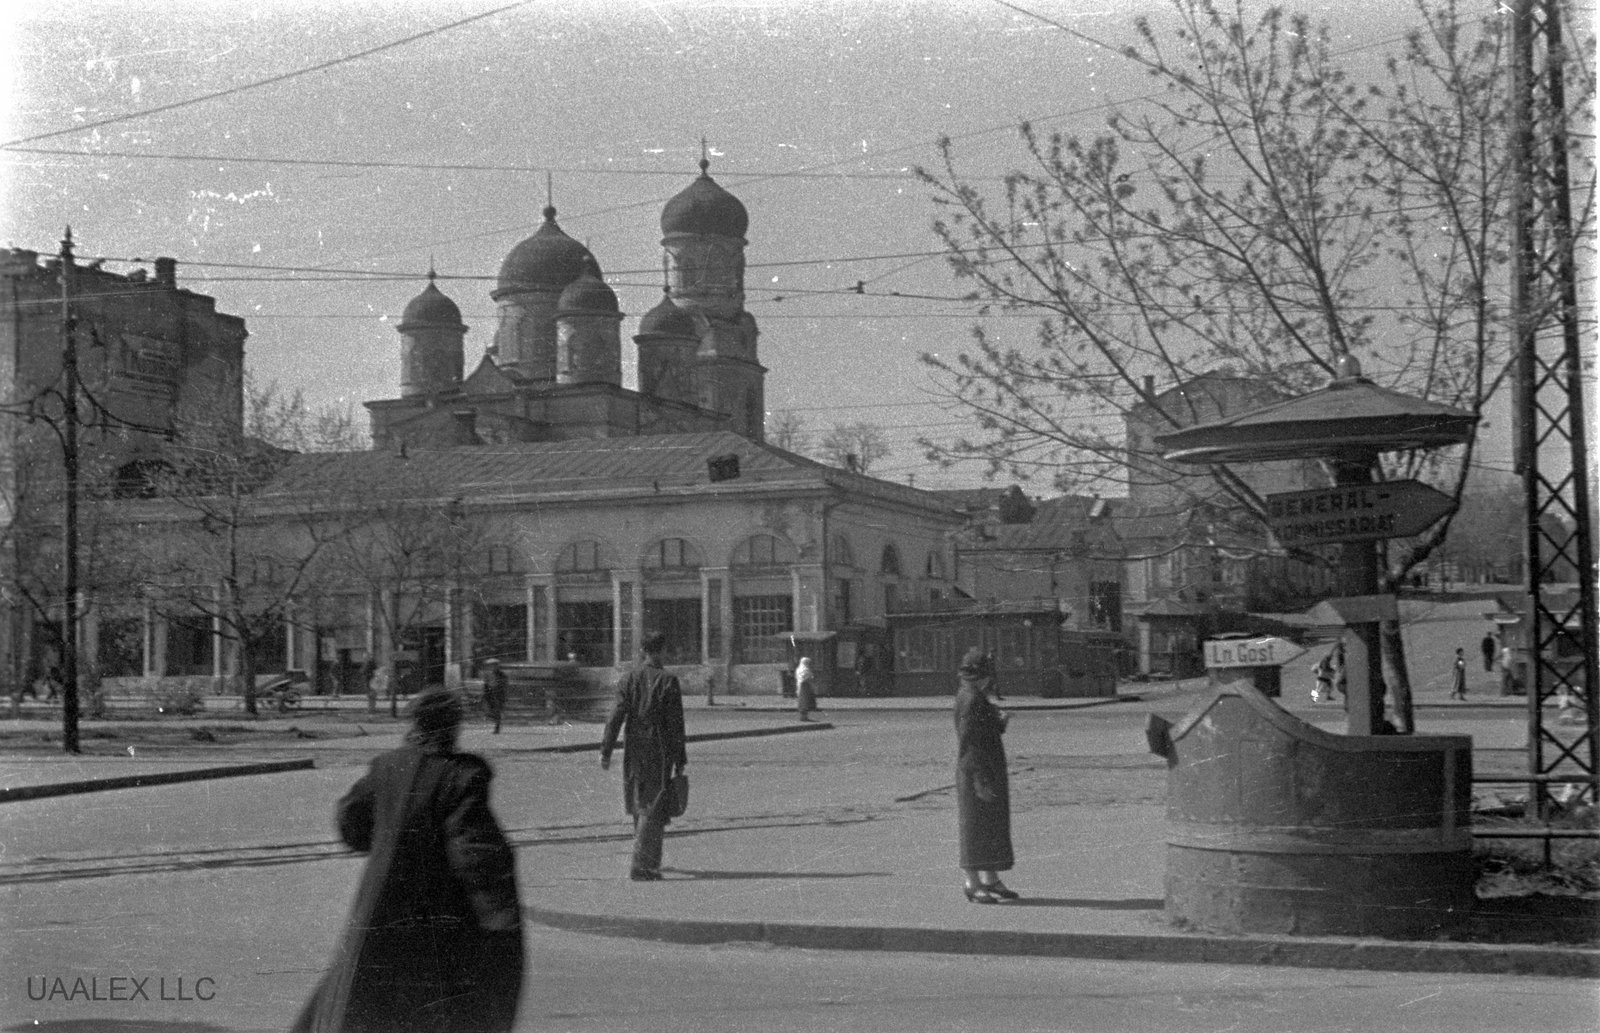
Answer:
[1, 247, 246, 697]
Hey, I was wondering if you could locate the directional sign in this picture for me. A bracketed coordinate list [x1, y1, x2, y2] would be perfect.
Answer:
[1265, 480, 1455, 547]
[1204, 636, 1306, 669]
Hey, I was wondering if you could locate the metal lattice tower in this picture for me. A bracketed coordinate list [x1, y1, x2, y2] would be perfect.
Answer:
[1510, 0, 1599, 812]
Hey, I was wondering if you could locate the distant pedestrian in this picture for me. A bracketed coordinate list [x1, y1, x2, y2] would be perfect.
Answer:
[1500, 645, 1518, 695]
[1480, 632, 1497, 673]
[600, 631, 687, 882]
[482, 659, 508, 734]
[954, 649, 1018, 904]
[1311, 653, 1335, 704]
[794, 656, 816, 720]
[1449, 647, 1467, 700]
[1332, 640, 1348, 705]
[293, 689, 524, 1033]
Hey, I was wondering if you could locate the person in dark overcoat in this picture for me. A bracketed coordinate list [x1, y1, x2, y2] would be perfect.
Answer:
[292, 689, 524, 1033]
[954, 648, 1018, 903]
[600, 630, 687, 881]
[481, 659, 508, 734]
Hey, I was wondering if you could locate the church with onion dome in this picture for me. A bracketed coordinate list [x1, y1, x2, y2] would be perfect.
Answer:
[366, 158, 767, 450]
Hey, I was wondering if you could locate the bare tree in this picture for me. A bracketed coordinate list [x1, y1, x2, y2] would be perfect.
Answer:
[313, 458, 500, 715]
[766, 410, 810, 455]
[246, 374, 369, 452]
[915, 0, 1592, 721]
[135, 384, 339, 717]
[819, 422, 892, 474]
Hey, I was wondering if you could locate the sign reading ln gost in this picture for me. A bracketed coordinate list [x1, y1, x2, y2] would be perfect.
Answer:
[1204, 636, 1306, 669]
[1265, 479, 1455, 547]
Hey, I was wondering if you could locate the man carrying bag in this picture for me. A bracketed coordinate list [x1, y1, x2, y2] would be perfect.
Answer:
[600, 631, 688, 881]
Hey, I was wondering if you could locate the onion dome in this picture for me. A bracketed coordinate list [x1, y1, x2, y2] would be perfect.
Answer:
[496, 205, 597, 293]
[556, 261, 619, 315]
[398, 270, 464, 329]
[637, 289, 697, 337]
[661, 158, 748, 238]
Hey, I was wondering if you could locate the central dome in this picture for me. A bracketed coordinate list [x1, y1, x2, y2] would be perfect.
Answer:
[661, 160, 748, 238]
[496, 206, 598, 294]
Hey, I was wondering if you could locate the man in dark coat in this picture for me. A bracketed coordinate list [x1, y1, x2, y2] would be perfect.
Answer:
[954, 648, 1018, 903]
[293, 689, 524, 1033]
[600, 630, 687, 881]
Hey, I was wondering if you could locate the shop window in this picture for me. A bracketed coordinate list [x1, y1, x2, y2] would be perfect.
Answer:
[733, 594, 792, 663]
[644, 598, 702, 664]
[165, 615, 214, 676]
[97, 617, 145, 678]
[247, 618, 287, 675]
[556, 601, 613, 666]
[473, 603, 526, 665]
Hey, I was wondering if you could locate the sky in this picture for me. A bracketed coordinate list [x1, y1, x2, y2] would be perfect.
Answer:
[0, 0, 1525, 491]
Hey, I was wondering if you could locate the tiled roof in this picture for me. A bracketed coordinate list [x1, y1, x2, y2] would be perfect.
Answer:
[258, 431, 950, 513]
[958, 495, 1121, 552]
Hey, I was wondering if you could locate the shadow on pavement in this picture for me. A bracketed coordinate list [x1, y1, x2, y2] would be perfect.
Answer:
[665, 867, 891, 881]
[6, 1023, 231, 1033]
[1000, 896, 1164, 911]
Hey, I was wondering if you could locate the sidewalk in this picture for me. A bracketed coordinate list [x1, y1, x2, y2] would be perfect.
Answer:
[524, 783, 1599, 979]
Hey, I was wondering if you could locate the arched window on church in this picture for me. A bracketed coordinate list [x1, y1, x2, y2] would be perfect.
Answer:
[732, 533, 797, 569]
[925, 550, 947, 580]
[880, 544, 902, 577]
[830, 532, 856, 569]
[555, 540, 613, 577]
[643, 537, 703, 573]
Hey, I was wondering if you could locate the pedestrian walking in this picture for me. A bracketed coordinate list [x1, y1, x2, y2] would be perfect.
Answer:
[1310, 653, 1335, 704]
[482, 659, 508, 734]
[1480, 631, 1497, 673]
[600, 630, 688, 882]
[953, 648, 1018, 904]
[794, 656, 816, 720]
[293, 689, 524, 1033]
[1449, 647, 1467, 700]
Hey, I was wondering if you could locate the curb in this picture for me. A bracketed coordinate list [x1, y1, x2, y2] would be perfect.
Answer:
[525, 907, 1600, 979]
[530, 721, 834, 754]
[0, 758, 317, 804]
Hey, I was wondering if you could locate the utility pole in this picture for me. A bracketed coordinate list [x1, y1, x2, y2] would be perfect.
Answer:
[1510, 0, 1598, 813]
[59, 228, 81, 754]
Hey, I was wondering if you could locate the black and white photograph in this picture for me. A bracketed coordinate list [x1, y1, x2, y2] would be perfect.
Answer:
[1, 1, 1596, 1030]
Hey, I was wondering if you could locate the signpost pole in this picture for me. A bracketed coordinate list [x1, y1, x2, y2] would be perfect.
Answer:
[1335, 458, 1384, 736]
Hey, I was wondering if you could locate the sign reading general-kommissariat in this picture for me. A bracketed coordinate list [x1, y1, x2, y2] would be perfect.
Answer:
[1265, 480, 1455, 547]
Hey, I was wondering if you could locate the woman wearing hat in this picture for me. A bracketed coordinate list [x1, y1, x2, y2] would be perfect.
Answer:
[953, 648, 1019, 903]
[293, 689, 524, 1032]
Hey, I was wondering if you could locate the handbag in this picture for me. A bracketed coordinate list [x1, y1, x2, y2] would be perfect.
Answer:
[667, 772, 689, 818]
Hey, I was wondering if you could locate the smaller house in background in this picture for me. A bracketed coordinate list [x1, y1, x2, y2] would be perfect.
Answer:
[946, 486, 1124, 634]
[872, 485, 1126, 698]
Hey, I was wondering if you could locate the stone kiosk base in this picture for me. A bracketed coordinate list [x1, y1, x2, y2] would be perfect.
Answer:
[1151, 682, 1475, 940]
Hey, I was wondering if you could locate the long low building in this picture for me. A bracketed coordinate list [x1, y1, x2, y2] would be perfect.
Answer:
[90, 431, 963, 699]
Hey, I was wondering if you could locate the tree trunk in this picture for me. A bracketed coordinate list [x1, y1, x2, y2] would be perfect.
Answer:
[1379, 618, 1414, 734]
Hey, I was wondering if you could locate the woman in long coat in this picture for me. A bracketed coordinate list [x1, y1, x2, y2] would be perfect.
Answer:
[293, 689, 524, 1033]
[953, 648, 1019, 903]
[794, 656, 817, 721]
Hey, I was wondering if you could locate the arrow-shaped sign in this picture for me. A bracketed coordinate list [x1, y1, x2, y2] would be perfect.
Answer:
[1265, 480, 1456, 547]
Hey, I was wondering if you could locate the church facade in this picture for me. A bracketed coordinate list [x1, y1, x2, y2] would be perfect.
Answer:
[8, 164, 965, 703]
